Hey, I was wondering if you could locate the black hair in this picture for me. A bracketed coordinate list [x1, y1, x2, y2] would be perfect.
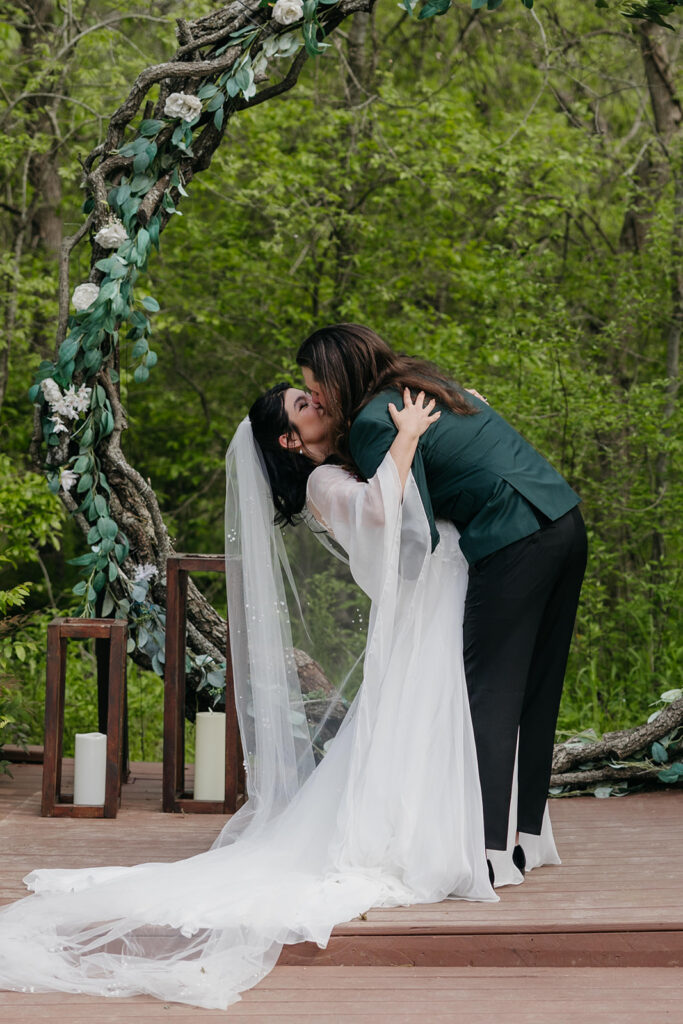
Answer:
[248, 382, 317, 526]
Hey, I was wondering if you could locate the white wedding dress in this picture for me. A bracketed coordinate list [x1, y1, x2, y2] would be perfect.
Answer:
[0, 423, 558, 1010]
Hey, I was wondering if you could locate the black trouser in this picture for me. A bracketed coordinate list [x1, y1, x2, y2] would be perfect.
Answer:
[463, 506, 588, 851]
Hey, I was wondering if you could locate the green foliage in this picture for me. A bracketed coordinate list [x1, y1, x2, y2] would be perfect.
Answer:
[0, 0, 680, 762]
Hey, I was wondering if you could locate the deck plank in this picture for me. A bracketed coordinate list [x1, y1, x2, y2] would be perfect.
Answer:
[0, 968, 681, 1022]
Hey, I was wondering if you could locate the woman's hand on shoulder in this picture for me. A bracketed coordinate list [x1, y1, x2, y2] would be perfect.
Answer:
[388, 388, 441, 440]
[465, 387, 489, 404]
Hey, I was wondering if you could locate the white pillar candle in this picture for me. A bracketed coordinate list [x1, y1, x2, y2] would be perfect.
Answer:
[194, 711, 226, 802]
[73, 732, 107, 806]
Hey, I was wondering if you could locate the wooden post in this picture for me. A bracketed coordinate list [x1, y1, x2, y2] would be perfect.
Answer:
[162, 554, 241, 814]
[41, 618, 127, 818]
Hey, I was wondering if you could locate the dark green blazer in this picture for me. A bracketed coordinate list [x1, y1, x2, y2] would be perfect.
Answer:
[349, 389, 580, 565]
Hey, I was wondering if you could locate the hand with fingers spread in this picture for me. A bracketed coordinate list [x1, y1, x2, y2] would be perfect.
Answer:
[386, 388, 440, 495]
[388, 388, 441, 440]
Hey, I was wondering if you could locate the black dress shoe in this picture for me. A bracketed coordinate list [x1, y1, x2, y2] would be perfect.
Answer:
[512, 844, 526, 875]
[487, 859, 495, 886]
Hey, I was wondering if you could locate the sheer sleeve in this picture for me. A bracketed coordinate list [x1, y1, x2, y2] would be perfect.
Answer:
[306, 454, 431, 601]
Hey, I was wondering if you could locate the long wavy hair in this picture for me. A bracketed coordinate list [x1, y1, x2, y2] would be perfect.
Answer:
[296, 323, 476, 464]
[248, 383, 316, 525]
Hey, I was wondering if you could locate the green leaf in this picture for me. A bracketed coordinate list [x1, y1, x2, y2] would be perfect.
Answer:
[658, 763, 683, 783]
[139, 118, 164, 137]
[130, 173, 155, 194]
[87, 524, 101, 544]
[100, 410, 115, 436]
[132, 338, 149, 358]
[93, 571, 106, 593]
[98, 516, 118, 540]
[471, 0, 487, 7]
[129, 310, 149, 330]
[109, 369, 120, 384]
[147, 217, 160, 250]
[58, 336, 79, 364]
[145, 350, 158, 368]
[198, 83, 219, 99]
[77, 472, 93, 493]
[136, 227, 150, 253]
[133, 148, 151, 174]
[134, 364, 150, 384]
[94, 494, 108, 517]
[102, 589, 116, 617]
[303, 0, 317, 19]
[214, 106, 224, 132]
[73, 455, 90, 473]
[420, 0, 451, 12]
[141, 295, 160, 312]
[28, 383, 41, 402]
[67, 552, 97, 567]
[108, 560, 118, 582]
[83, 349, 102, 372]
[651, 741, 669, 763]
[99, 279, 119, 301]
[117, 183, 132, 206]
[72, 581, 87, 596]
[206, 91, 225, 112]
[487, 0, 504, 7]
[226, 77, 241, 98]
[118, 137, 148, 157]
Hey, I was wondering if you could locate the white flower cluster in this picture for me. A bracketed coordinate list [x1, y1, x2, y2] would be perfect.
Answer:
[94, 219, 128, 249]
[133, 562, 158, 584]
[59, 468, 79, 492]
[164, 92, 203, 122]
[71, 282, 100, 311]
[272, 0, 303, 25]
[40, 378, 92, 434]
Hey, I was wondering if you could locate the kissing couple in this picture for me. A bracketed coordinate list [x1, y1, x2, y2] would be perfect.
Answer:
[0, 323, 587, 1011]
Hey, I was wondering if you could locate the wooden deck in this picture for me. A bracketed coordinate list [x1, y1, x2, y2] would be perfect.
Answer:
[1, 762, 682, 1021]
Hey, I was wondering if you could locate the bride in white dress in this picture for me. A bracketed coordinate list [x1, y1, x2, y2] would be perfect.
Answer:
[0, 385, 557, 1010]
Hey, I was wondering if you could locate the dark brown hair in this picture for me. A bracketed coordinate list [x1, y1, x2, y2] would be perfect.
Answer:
[296, 323, 476, 464]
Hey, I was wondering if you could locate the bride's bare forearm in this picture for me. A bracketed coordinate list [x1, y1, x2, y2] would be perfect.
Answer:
[388, 430, 420, 494]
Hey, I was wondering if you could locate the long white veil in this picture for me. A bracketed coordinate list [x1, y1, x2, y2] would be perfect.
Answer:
[214, 417, 317, 844]
[0, 416, 497, 1011]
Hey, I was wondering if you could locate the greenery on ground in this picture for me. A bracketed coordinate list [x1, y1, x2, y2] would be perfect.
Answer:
[0, 1, 680, 773]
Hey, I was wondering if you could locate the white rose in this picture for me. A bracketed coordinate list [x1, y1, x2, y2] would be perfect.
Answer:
[71, 282, 100, 311]
[272, 0, 304, 26]
[164, 92, 203, 122]
[94, 220, 129, 249]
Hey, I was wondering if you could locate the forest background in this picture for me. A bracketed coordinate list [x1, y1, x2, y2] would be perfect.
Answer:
[0, 0, 680, 784]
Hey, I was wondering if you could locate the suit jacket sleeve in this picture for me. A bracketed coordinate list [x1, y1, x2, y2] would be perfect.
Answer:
[349, 411, 441, 552]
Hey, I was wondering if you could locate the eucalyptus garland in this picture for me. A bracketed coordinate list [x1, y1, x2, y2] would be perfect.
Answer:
[28, 0, 351, 699]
